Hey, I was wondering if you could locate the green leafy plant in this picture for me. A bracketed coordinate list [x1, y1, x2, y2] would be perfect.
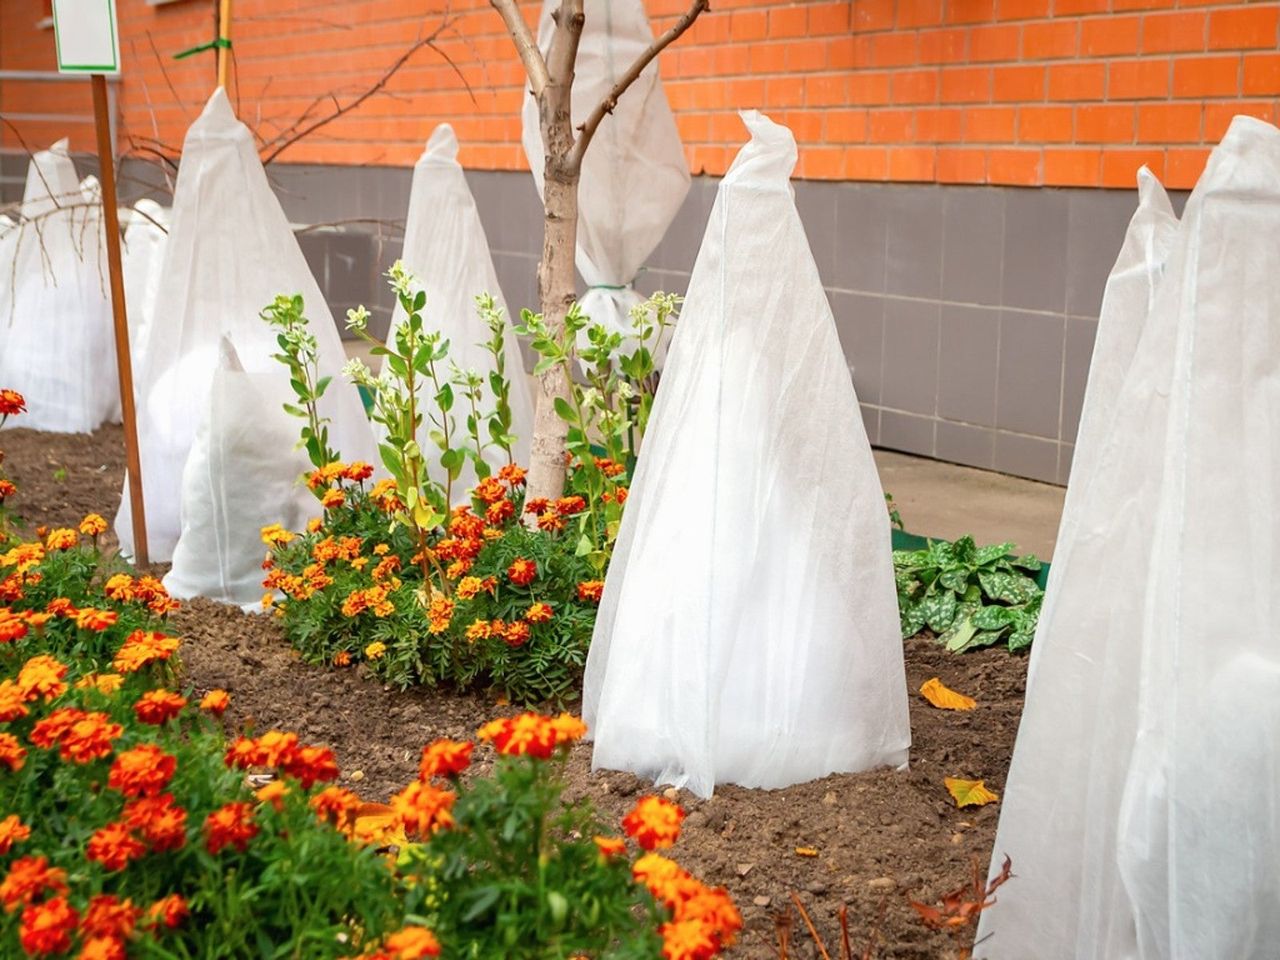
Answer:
[516, 293, 676, 569]
[894, 536, 1042, 653]
[884, 493, 904, 532]
[261, 294, 338, 472]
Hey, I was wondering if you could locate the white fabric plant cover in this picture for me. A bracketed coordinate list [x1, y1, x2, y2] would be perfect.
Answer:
[520, 0, 689, 358]
[0, 140, 118, 433]
[975, 115, 1280, 960]
[1027, 169, 1178, 686]
[378, 124, 535, 491]
[120, 199, 170, 378]
[116, 89, 374, 562]
[164, 338, 318, 611]
[582, 112, 910, 799]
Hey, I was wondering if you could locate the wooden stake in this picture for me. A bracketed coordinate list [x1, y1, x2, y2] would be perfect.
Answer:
[91, 74, 149, 566]
[217, 0, 232, 90]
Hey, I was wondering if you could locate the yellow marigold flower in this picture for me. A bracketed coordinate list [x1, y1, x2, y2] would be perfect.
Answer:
[199, 690, 230, 716]
[74, 673, 124, 696]
[261, 593, 276, 611]
[364, 641, 387, 661]
[464, 619, 491, 643]
[45, 529, 78, 551]
[427, 597, 453, 635]
[255, 780, 289, 811]
[103, 574, 134, 602]
[593, 835, 627, 860]
[321, 489, 346, 510]
[455, 577, 488, 601]
[260, 524, 295, 547]
[373, 543, 390, 556]
[0, 543, 44, 574]
[307, 517, 324, 534]
[0, 815, 30, 855]
[525, 602, 553, 624]
[16, 655, 68, 702]
[79, 514, 108, 537]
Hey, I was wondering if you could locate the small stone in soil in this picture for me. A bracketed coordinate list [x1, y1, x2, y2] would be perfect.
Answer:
[752, 896, 771, 907]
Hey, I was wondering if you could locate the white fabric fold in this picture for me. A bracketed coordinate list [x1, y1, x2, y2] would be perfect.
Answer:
[976, 115, 1280, 960]
[583, 111, 910, 799]
[116, 89, 374, 562]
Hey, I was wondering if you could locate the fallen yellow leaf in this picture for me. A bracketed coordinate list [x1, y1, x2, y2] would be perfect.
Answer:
[944, 778, 999, 808]
[919, 677, 977, 711]
[794, 847, 819, 858]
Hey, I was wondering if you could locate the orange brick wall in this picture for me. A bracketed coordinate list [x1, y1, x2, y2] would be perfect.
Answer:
[2, 0, 1278, 188]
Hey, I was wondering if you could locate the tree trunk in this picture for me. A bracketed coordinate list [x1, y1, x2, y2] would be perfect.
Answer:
[526, 70, 580, 504]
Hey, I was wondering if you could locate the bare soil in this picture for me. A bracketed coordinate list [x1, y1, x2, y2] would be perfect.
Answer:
[2, 425, 1029, 959]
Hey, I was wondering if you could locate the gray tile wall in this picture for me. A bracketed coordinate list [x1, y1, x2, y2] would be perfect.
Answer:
[106, 157, 1174, 486]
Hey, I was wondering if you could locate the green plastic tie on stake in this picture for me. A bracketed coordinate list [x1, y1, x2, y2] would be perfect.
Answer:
[174, 36, 231, 60]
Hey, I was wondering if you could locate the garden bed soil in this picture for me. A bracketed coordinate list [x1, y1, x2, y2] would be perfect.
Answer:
[3, 425, 1030, 959]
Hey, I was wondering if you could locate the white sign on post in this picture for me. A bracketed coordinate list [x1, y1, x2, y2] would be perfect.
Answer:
[51, 0, 121, 75]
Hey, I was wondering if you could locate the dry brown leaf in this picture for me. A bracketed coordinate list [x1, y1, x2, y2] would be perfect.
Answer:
[944, 778, 999, 808]
[919, 677, 977, 711]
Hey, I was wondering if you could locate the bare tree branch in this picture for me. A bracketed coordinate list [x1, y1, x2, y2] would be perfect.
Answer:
[567, 0, 708, 175]
[0, 117, 59, 210]
[545, 0, 585, 90]
[491, 0, 549, 96]
[259, 11, 462, 165]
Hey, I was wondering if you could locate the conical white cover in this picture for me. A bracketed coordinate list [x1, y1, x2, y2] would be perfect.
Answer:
[116, 89, 374, 562]
[379, 124, 534, 490]
[1028, 169, 1178, 686]
[0, 140, 118, 433]
[521, 0, 689, 357]
[164, 338, 319, 611]
[121, 199, 170, 378]
[582, 112, 911, 799]
[975, 116, 1280, 959]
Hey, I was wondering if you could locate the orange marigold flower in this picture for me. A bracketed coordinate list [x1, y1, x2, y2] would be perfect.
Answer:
[0, 390, 25, 417]
[45, 528, 78, 551]
[536, 510, 565, 532]
[28, 709, 83, 750]
[633, 853, 696, 908]
[485, 499, 515, 525]
[622, 796, 685, 851]
[0, 733, 25, 772]
[345, 461, 374, 482]
[0, 480, 14, 500]
[19, 895, 78, 956]
[310, 786, 361, 834]
[464, 619, 491, 642]
[0, 681, 27, 722]
[255, 779, 289, 811]
[79, 935, 127, 960]
[419, 740, 472, 781]
[123, 794, 188, 853]
[502, 620, 530, 648]
[282, 745, 340, 789]
[473, 477, 505, 504]
[445, 560, 471, 579]
[372, 555, 401, 582]
[307, 462, 348, 491]
[455, 576, 488, 601]
[112, 631, 181, 673]
[144, 894, 188, 930]
[0, 609, 27, 643]
[659, 918, 719, 960]
[200, 689, 230, 715]
[333, 651, 352, 667]
[0, 857, 66, 913]
[525, 602, 553, 624]
[86, 822, 146, 871]
[204, 802, 258, 854]
[524, 497, 549, 516]
[133, 690, 187, 726]
[321, 489, 346, 510]
[74, 607, 118, 632]
[254, 731, 300, 768]
[593, 836, 628, 859]
[476, 713, 567, 760]
[17, 655, 68, 701]
[74, 673, 124, 696]
[223, 736, 259, 770]
[507, 558, 537, 587]
[577, 580, 605, 603]
[79, 514, 108, 537]
[498, 464, 526, 486]
[593, 457, 625, 478]
[554, 495, 586, 516]
[0, 815, 30, 855]
[81, 894, 139, 940]
[381, 926, 443, 959]
[549, 713, 588, 745]
[56, 713, 122, 763]
[676, 886, 742, 949]
[108, 745, 176, 798]
[427, 596, 453, 635]
[307, 517, 325, 534]
[389, 781, 455, 838]
[45, 597, 76, 618]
